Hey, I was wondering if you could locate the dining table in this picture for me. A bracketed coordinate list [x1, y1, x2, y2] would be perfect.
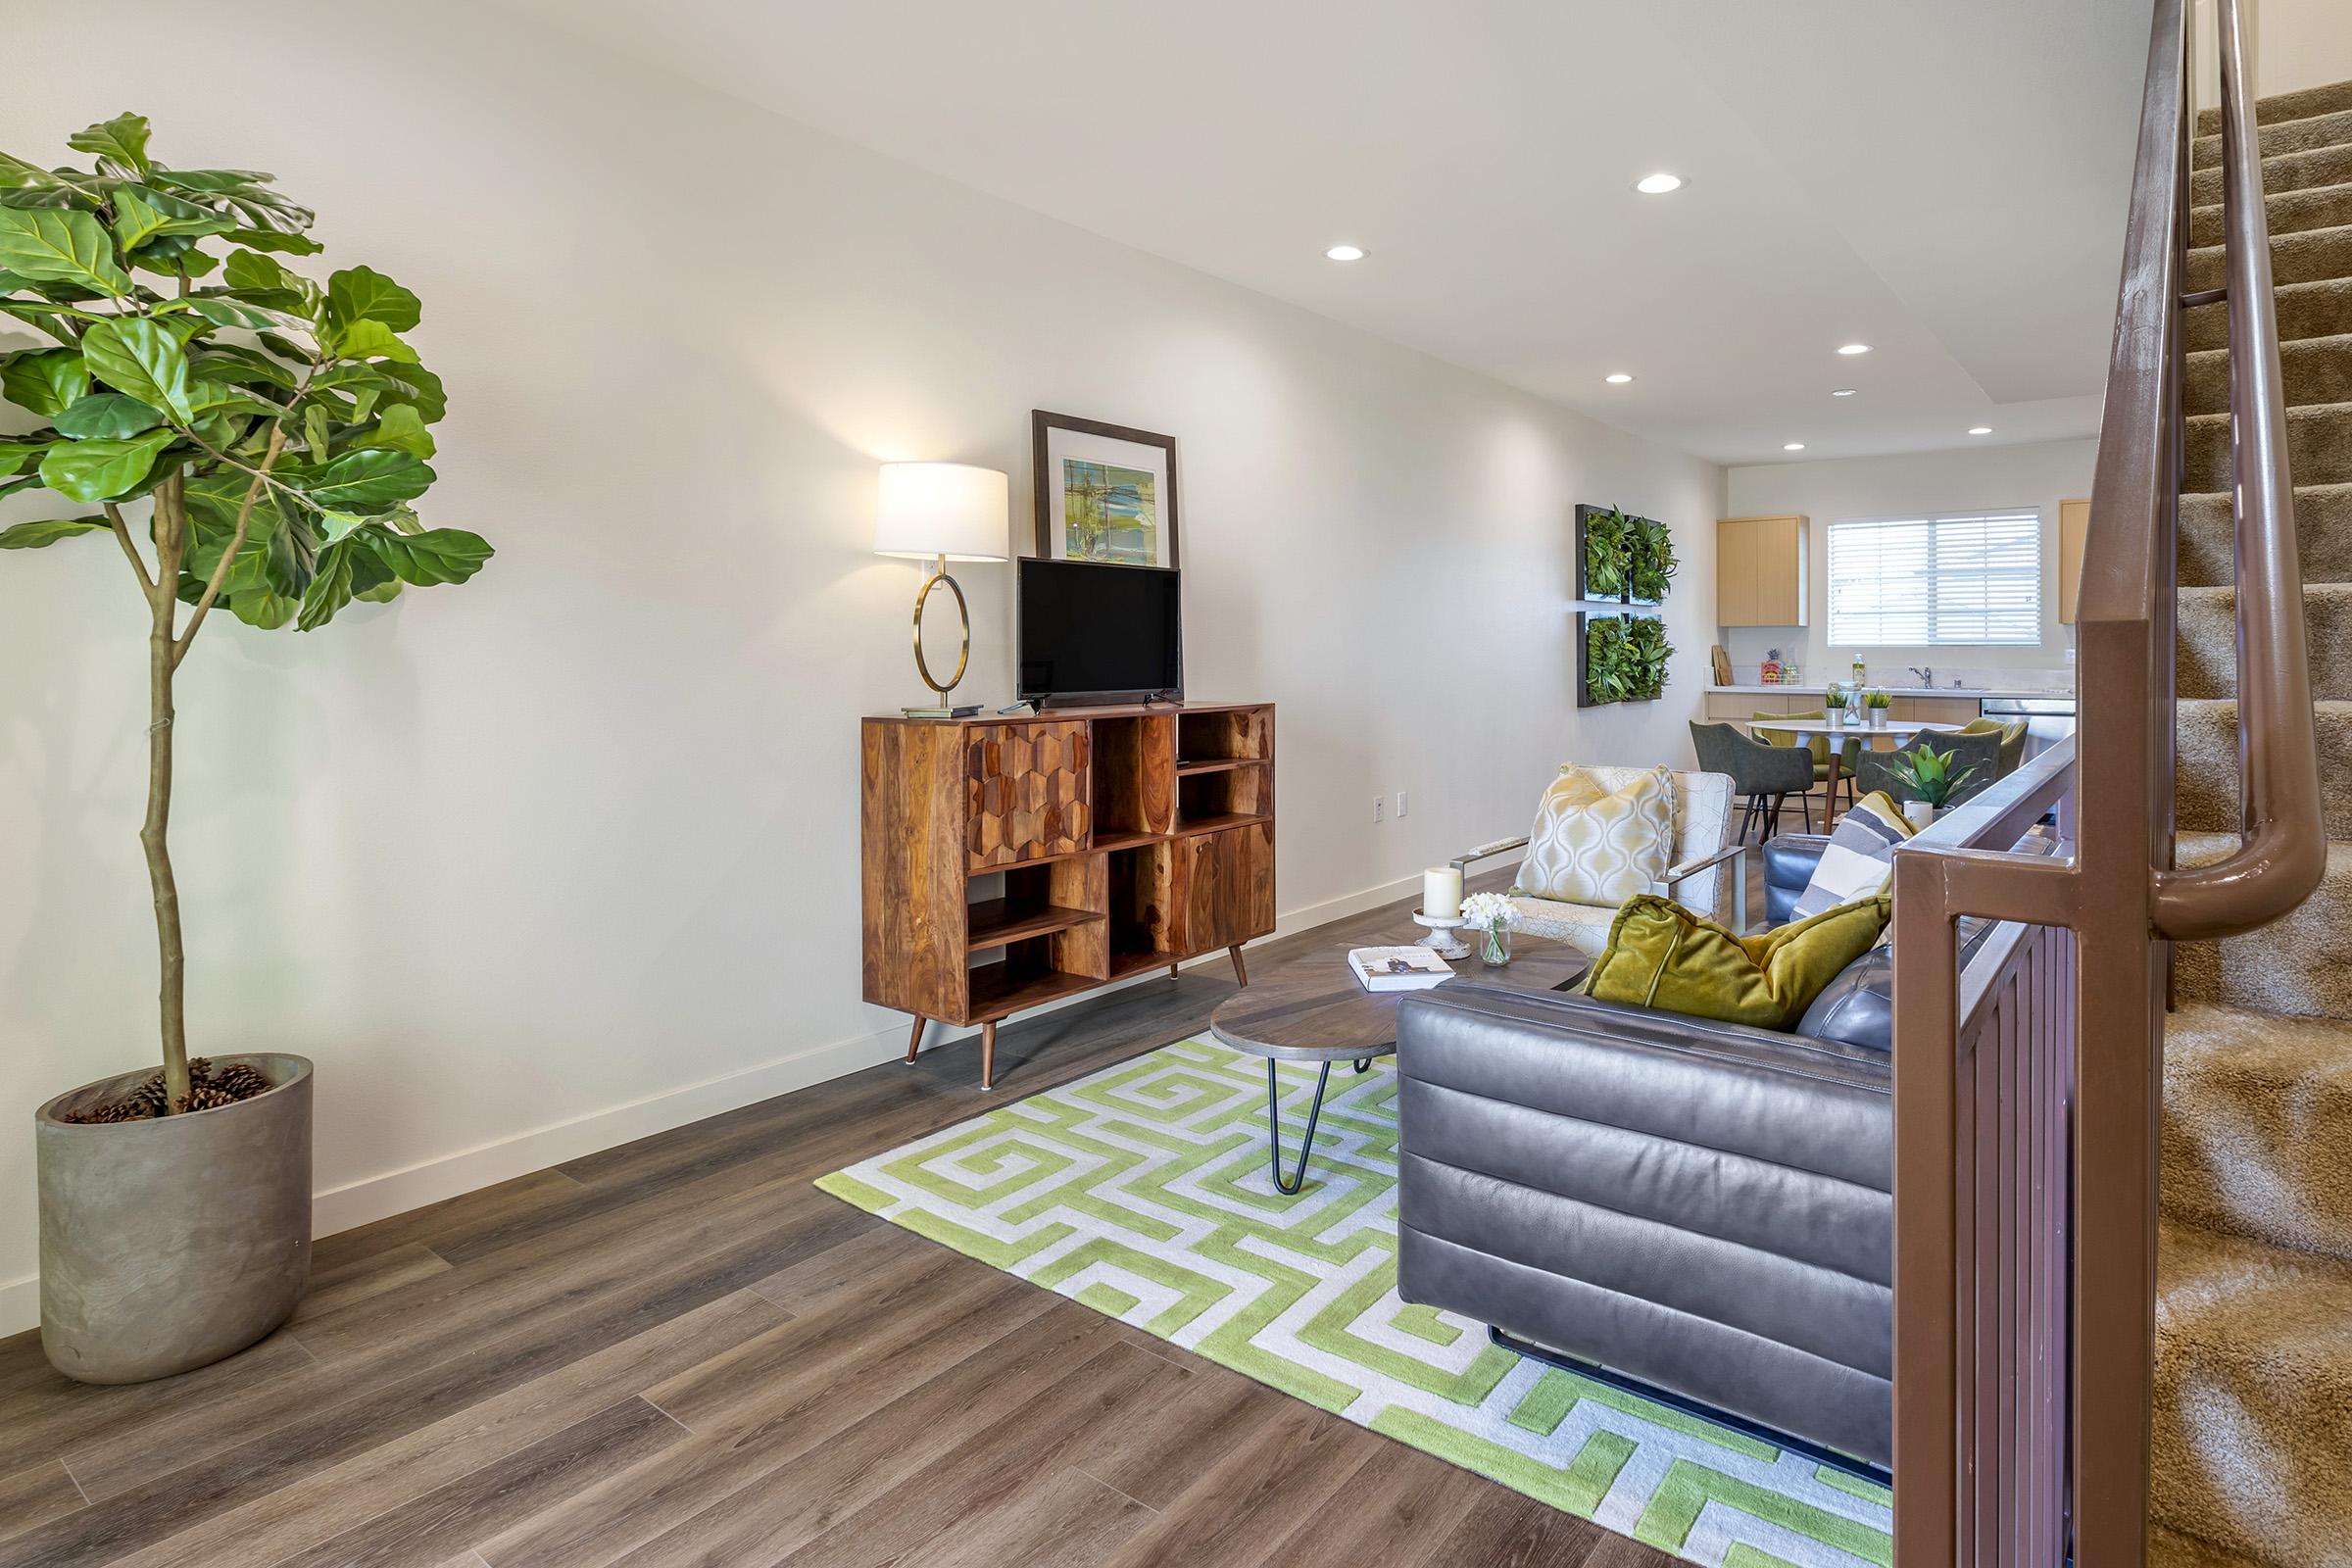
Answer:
[1745, 716, 1969, 823]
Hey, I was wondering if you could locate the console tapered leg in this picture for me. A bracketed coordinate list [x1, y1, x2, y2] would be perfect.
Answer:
[1229, 946, 1249, 987]
[904, 1015, 925, 1064]
[980, 1020, 998, 1091]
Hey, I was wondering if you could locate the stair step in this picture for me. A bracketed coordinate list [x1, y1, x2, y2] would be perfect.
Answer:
[2184, 401, 2352, 491]
[2153, 1220, 2352, 1568]
[2181, 484, 2352, 586]
[2175, 835, 2352, 1019]
[2177, 700, 2352, 839]
[2151, 1522, 2278, 1568]
[2197, 78, 2352, 137]
[2195, 106, 2352, 169]
[2178, 582, 2352, 703]
[2188, 276, 2352, 352]
[2192, 140, 2352, 206]
[2188, 224, 2352, 291]
[2165, 1002, 2352, 1264]
[2191, 180, 2352, 247]
[2185, 332, 2352, 417]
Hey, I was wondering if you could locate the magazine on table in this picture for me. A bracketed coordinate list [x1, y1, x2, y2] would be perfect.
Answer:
[1347, 946, 1455, 993]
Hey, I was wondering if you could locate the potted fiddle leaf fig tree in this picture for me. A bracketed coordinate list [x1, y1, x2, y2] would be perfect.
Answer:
[2, 115, 492, 1383]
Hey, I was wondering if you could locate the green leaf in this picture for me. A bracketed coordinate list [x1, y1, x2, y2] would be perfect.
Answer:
[179, 294, 310, 333]
[297, 537, 358, 629]
[357, 402, 435, 459]
[0, 439, 51, 477]
[113, 183, 231, 252]
[226, 587, 298, 628]
[326, 266, 419, 333]
[37, 428, 176, 502]
[303, 403, 330, 463]
[68, 115, 153, 174]
[223, 227, 320, 256]
[55, 391, 162, 439]
[330, 318, 416, 364]
[0, 150, 63, 191]
[0, 514, 109, 549]
[0, 347, 91, 416]
[364, 526, 492, 587]
[374, 362, 446, 422]
[354, 577, 404, 605]
[150, 168, 272, 193]
[81, 318, 195, 421]
[0, 208, 133, 296]
[291, 448, 432, 511]
[193, 343, 299, 389]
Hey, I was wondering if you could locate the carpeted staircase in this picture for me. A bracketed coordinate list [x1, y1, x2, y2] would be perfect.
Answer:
[2155, 74, 2352, 1568]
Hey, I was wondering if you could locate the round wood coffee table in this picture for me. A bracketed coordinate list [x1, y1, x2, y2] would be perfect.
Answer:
[1210, 936, 1590, 1193]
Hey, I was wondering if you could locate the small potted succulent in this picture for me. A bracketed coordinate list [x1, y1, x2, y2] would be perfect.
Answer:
[1863, 688, 1894, 729]
[1886, 743, 1982, 828]
[1459, 892, 1519, 967]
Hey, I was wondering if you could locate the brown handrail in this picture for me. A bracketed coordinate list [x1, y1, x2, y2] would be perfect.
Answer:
[2147, 0, 2325, 940]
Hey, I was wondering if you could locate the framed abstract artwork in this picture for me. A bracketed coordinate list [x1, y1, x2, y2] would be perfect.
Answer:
[1031, 411, 1180, 568]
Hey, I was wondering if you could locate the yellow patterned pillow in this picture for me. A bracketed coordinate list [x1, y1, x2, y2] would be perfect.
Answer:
[1515, 765, 1677, 906]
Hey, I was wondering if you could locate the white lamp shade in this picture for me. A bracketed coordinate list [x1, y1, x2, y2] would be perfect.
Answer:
[872, 462, 1010, 562]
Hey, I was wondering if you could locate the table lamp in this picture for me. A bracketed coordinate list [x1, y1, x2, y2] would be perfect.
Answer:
[872, 462, 1010, 716]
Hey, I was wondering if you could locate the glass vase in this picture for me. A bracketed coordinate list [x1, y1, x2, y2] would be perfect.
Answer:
[1478, 924, 1512, 967]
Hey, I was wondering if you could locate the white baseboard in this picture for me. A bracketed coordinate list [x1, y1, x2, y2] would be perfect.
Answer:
[0, 864, 1445, 1337]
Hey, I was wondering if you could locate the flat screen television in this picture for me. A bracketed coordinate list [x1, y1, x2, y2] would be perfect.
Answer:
[1016, 559, 1183, 706]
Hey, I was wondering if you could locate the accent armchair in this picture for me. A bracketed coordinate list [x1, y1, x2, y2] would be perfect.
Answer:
[1449, 765, 1744, 956]
[1690, 721, 1819, 839]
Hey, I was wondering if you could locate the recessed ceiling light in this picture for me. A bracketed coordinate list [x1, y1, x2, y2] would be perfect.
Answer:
[1604, 372, 1635, 384]
[1784, 442, 1806, 452]
[1324, 243, 1365, 262]
[1832, 388, 1858, 397]
[1969, 425, 1993, 435]
[1634, 172, 1684, 195]
[1838, 343, 1873, 356]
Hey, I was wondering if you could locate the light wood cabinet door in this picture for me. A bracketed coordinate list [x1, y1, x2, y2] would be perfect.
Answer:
[1716, 515, 1808, 627]
[2058, 498, 2090, 623]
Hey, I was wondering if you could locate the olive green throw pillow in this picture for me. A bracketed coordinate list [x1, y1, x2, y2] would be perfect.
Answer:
[1583, 893, 1893, 1030]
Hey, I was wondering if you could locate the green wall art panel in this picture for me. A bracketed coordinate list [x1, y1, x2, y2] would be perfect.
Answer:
[1580, 611, 1673, 708]
[1576, 504, 1679, 608]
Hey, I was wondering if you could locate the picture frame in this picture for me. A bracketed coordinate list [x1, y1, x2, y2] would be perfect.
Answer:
[1031, 411, 1180, 568]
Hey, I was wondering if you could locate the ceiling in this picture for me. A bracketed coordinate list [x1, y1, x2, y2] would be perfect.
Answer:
[494, 0, 2149, 466]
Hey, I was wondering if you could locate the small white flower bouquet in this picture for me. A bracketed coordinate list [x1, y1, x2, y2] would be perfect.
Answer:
[1458, 892, 1517, 933]
[1458, 892, 1518, 966]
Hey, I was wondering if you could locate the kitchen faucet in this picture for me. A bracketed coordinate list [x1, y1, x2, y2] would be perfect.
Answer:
[1908, 665, 1934, 688]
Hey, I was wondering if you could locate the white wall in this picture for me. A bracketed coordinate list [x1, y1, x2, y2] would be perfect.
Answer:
[0, 0, 1723, 1329]
[2259, 0, 2352, 96]
[1719, 439, 2097, 683]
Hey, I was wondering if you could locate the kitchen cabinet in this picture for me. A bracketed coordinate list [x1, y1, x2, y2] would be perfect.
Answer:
[1717, 514, 1809, 627]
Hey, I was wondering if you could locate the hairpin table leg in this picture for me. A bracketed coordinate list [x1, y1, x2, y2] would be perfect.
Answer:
[1267, 1059, 1333, 1196]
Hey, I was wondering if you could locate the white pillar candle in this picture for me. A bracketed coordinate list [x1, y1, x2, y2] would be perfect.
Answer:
[1423, 865, 1463, 920]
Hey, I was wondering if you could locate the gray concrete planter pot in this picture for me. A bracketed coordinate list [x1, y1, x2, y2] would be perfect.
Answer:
[35, 1054, 313, 1385]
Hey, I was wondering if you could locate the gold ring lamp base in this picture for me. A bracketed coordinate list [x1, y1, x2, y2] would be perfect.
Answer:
[904, 554, 973, 717]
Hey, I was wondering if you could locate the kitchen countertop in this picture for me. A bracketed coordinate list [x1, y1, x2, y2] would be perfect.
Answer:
[1708, 683, 2077, 702]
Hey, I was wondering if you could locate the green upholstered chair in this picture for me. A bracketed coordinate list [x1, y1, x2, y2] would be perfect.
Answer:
[1953, 716, 2029, 776]
[1752, 709, 1861, 813]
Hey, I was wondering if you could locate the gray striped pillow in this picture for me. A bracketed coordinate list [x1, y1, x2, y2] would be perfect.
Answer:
[1790, 794, 1914, 919]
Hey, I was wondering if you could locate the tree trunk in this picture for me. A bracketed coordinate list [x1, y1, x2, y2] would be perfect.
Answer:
[144, 478, 188, 1109]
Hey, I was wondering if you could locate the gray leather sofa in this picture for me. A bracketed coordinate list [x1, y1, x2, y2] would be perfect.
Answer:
[1394, 833, 1903, 1472]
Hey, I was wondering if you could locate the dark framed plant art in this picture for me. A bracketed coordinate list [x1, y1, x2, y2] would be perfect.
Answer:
[1574, 504, 1678, 607]
[1577, 611, 1674, 708]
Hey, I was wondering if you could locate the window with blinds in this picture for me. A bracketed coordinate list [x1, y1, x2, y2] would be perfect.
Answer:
[1825, 510, 2043, 647]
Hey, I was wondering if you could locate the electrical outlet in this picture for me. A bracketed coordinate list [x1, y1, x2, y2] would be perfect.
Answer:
[1396, 792, 1410, 818]
[1372, 796, 1385, 823]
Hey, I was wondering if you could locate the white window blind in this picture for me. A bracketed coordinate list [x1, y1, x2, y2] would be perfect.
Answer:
[1825, 511, 2042, 647]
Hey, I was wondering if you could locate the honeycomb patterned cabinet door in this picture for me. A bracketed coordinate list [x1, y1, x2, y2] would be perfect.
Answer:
[966, 722, 1090, 870]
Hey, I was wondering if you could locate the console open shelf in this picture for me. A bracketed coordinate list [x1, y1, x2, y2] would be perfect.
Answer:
[862, 702, 1276, 1087]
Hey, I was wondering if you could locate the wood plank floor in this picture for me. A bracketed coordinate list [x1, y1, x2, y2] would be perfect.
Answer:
[0, 876, 1690, 1568]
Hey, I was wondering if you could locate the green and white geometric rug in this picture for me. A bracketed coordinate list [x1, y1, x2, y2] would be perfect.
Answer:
[817, 1037, 1892, 1567]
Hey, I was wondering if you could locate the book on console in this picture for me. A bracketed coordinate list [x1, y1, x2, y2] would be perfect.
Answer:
[1347, 946, 1455, 993]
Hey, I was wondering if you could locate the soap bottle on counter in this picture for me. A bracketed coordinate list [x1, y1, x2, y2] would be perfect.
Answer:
[1850, 657, 1867, 687]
